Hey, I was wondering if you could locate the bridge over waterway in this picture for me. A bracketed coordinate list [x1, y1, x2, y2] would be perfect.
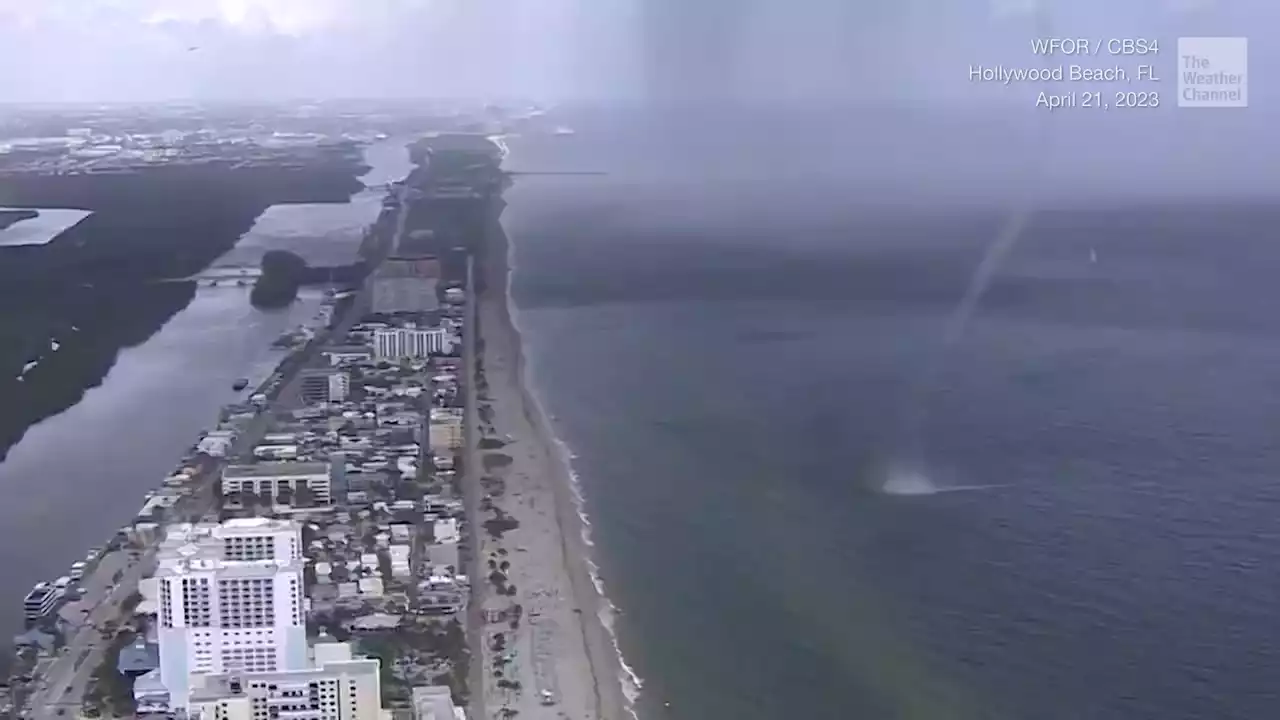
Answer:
[157, 265, 264, 284]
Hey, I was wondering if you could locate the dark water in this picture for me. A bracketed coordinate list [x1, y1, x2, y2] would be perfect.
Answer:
[502, 107, 1280, 720]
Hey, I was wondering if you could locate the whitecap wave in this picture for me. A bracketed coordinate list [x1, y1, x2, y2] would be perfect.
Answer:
[879, 462, 1008, 496]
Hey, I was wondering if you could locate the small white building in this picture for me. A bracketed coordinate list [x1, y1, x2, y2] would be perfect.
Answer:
[358, 578, 384, 597]
[429, 408, 464, 453]
[252, 444, 298, 460]
[188, 640, 382, 720]
[432, 519, 459, 545]
[222, 461, 332, 505]
[324, 345, 373, 367]
[412, 685, 463, 720]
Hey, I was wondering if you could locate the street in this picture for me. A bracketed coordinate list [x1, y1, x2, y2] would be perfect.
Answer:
[22, 173, 416, 720]
[27, 549, 155, 720]
[461, 255, 487, 720]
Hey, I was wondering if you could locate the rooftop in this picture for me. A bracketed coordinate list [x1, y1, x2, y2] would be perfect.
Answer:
[223, 461, 329, 478]
[411, 685, 458, 720]
[160, 518, 300, 545]
[374, 256, 441, 279]
[188, 643, 379, 702]
[158, 556, 305, 577]
[419, 132, 501, 155]
[324, 344, 372, 354]
[299, 367, 341, 379]
[117, 639, 160, 674]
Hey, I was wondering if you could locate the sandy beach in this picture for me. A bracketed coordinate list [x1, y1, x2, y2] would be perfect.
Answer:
[468, 225, 631, 720]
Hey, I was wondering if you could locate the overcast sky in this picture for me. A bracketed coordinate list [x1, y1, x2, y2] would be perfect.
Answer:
[0, 0, 1268, 105]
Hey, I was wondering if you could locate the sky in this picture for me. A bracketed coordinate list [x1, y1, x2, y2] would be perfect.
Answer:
[0, 0, 1267, 105]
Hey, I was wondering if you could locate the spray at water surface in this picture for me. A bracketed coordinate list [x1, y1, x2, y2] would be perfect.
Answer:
[882, 0, 1056, 496]
[879, 462, 1010, 496]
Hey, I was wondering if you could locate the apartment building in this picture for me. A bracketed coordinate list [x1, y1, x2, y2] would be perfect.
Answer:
[153, 519, 308, 711]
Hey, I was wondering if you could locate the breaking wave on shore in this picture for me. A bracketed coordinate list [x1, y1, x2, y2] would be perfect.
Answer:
[505, 229, 645, 719]
[557, 435, 646, 715]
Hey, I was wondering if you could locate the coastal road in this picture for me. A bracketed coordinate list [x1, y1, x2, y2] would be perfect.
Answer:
[461, 255, 488, 720]
[24, 180, 413, 718]
[389, 185, 410, 257]
[27, 550, 156, 720]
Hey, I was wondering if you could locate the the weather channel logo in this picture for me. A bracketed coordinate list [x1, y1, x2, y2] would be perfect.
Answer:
[1178, 37, 1248, 107]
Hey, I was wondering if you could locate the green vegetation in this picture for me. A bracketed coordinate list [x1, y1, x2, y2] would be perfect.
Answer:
[356, 620, 470, 706]
[483, 510, 519, 539]
[482, 453, 513, 471]
[83, 631, 138, 717]
[250, 249, 308, 309]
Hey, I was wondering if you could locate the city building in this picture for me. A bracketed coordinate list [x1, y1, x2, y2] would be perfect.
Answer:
[411, 685, 463, 720]
[372, 325, 456, 360]
[299, 368, 349, 405]
[22, 582, 63, 623]
[417, 132, 505, 169]
[368, 256, 440, 315]
[329, 372, 350, 402]
[153, 519, 309, 712]
[221, 462, 333, 505]
[188, 639, 382, 720]
[429, 408, 464, 454]
[323, 345, 373, 367]
[117, 637, 161, 679]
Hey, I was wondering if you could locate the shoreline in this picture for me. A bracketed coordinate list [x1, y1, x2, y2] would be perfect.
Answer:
[474, 216, 635, 719]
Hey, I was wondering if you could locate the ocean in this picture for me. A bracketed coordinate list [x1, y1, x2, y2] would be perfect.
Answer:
[502, 106, 1280, 720]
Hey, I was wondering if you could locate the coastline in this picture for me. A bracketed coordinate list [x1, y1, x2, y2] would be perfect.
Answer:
[474, 217, 635, 719]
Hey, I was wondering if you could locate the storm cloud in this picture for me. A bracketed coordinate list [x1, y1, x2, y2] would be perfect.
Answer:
[0, 0, 1265, 104]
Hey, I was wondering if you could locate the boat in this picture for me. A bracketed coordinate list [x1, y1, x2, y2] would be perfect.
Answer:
[553, 126, 575, 136]
[232, 378, 249, 391]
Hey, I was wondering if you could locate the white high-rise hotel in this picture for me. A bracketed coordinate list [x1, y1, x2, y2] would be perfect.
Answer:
[156, 519, 309, 711]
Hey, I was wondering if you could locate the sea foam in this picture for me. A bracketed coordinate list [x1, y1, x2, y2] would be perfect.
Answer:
[506, 222, 644, 718]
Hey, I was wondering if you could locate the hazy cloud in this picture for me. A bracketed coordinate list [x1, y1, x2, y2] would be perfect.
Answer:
[0, 0, 1269, 106]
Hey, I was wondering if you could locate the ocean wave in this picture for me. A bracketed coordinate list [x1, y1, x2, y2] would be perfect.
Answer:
[504, 222, 644, 719]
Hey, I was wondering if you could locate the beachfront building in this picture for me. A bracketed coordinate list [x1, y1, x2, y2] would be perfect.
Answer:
[373, 325, 456, 360]
[329, 372, 350, 402]
[188, 640, 383, 720]
[153, 519, 308, 712]
[23, 582, 63, 623]
[429, 408, 464, 454]
[411, 685, 464, 720]
[323, 344, 373, 367]
[221, 461, 333, 506]
[369, 256, 441, 315]
[300, 368, 350, 404]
